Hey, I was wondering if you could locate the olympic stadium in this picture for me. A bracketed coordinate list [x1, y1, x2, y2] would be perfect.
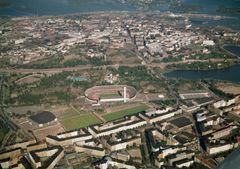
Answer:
[85, 85, 137, 104]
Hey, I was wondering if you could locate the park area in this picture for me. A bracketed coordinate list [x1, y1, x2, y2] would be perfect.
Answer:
[55, 103, 150, 130]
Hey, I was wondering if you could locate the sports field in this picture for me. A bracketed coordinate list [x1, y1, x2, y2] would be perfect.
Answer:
[61, 114, 100, 130]
[100, 93, 121, 99]
[58, 107, 101, 130]
[102, 104, 149, 121]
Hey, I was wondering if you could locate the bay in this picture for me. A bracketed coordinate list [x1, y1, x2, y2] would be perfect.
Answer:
[1, 0, 240, 31]
[0, 0, 240, 17]
[164, 64, 240, 83]
[0, 0, 135, 16]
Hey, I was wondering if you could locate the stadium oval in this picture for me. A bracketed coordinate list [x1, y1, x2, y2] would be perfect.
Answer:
[85, 85, 137, 104]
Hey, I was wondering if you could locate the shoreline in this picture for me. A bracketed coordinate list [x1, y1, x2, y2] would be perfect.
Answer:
[164, 64, 240, 83]
[0, 10, 234, 21]
[164, 61, 240, 71]
[165, 76, 240, 85]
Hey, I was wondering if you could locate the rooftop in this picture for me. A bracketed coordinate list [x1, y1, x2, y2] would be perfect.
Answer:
[169, 117, 192, 128]
[29, 111, 56, 124]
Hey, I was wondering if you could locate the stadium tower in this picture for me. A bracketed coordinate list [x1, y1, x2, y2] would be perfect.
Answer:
[124, 87, 127, 103]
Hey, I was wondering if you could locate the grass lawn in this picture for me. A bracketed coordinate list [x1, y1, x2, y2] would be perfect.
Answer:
[102, 104, 149, 121]
[60, 114, 101, 130]
[59, 108, 78, 119]
[100, 93, 121, 99]
[75, 108, 89, 115]
[59, 106, 89, 119]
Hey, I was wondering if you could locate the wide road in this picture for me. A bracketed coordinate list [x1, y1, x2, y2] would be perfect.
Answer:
[0, 58, 237, 75]
[0, 64, 136, 75]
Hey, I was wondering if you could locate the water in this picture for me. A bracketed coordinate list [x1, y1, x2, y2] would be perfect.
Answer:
[185, 0, 240, 16]
[216, 148, 240, 169]
[0, 0, 135, 16]
[165, 46, 240, 83]
[0, 0, 239, 17]
[1, 0, 240, 30]
[224, 45, 240, 57]
[165, 64, 240, 83]
[69, 76, 88, 81]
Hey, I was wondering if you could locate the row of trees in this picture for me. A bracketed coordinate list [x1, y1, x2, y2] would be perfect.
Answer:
[12, 91, 76, 105]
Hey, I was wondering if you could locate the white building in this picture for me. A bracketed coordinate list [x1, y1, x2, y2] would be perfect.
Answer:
[203, 40, 215, 46]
